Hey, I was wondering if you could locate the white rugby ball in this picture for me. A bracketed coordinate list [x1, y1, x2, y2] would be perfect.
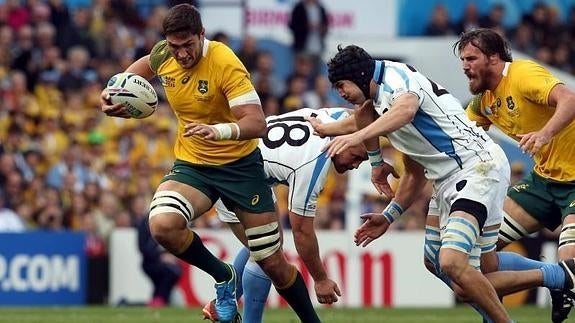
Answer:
[106, 72, 158, 119]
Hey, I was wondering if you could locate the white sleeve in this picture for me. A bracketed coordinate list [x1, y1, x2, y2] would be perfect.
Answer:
[286, 155, 332, 217]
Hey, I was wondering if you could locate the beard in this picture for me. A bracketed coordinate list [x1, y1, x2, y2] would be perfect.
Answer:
[468, 66, 492, 95]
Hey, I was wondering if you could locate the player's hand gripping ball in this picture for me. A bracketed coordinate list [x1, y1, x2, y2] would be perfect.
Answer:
[106, 72, 158, 119]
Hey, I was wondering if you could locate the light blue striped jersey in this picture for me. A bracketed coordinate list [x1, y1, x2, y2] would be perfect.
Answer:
[373, 60, 495, 180]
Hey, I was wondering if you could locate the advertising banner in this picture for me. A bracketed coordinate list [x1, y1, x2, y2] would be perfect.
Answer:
[109, 229, 454, 307]
[0, 232, 86, 305]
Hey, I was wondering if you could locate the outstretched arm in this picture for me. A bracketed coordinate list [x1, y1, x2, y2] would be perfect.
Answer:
[306, 113, 358, 137]
[323, 93, 419, 157]
[354, 154, 427, 247]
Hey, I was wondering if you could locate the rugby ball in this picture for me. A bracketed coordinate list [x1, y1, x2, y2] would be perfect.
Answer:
[106, 72, 158, 119]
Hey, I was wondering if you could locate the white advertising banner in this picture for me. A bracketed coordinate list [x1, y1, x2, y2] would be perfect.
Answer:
[201, 0, 397, 43]
[109, 228, 453, 307]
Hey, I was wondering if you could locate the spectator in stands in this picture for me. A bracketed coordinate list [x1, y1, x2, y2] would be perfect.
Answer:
[424, 4, 456, 36]
[236, 34, 259, 72]
[479, 3, 505, 31]
[303, 74, 337, 109]
[211, 30, 230, 47]
[288, 0, 329, 78]
[511, 22, 537, 57]
[250, 50, 285, 98]
[137, 215, 182, 308]
[454, 3, 481, 35]
[0, 187, 26, 232]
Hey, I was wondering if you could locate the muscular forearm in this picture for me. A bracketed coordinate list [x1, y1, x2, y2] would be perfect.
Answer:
[234, 105, 267, 139]
[293, 229, 327, 281]
[319, 115, 358, 136]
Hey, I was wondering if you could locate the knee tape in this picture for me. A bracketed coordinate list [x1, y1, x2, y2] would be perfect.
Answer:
[245, 222, 281, 261]
[559, 224, 575, 250]
[424, 225, 441, 272]
[442, 217, 479, 255]
[149, 190, 194, 222]
[498, 210, 529, 244]
[478, 226, 499, 254]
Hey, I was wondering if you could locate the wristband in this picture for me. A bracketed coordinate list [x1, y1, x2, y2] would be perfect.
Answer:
[367, 149, 384, 167]
[212, 123, 239, 140]
[382, 201, 403, 224]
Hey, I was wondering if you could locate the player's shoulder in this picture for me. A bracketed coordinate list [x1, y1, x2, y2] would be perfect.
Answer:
[206, 40, 242, 66]
[149, 40, 172, 74]
[510, 59, 550, 75]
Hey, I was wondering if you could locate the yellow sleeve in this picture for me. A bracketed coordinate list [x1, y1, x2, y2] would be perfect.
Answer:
[465, 94, 491, 129]
[149, 40, 172, 74]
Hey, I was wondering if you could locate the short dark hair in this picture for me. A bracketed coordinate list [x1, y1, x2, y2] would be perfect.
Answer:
[453, 28, 512, 62]
[327, 44, 375, 99]
[162, 4, 203, 36]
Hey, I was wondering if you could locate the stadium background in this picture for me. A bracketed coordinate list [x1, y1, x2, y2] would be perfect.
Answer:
[0, 0, 570, 313]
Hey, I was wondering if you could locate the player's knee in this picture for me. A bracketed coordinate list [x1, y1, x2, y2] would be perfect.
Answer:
[498, 210, 529, 247]
[149, 190, 194, 246]
[438, 251, 466, 280]
[245, 222, 282, 262]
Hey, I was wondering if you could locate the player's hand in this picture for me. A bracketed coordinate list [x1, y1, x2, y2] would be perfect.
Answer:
[100, 89, 132, 118]
[305, 116, 327, 137]
[354, 213, 390, 247]
[371, 162, 399, 198]
[184, 123, 219, 139]
[323, 133, 364, 157]
[314, 278, 341, 304]
[517, 130, 551, 156]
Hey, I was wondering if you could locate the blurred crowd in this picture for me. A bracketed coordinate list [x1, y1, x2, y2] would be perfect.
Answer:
[0, 0, 390, 259]
[424, 1, 575, 74]
[0, 0, 541, 258]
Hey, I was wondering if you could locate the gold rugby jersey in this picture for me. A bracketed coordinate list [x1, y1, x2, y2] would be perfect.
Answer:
[150, 39, 258, 165]
[467, 60, 575, 181]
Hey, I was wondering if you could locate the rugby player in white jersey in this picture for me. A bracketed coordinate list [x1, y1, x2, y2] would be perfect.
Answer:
[203, 107, 369, 323]
[309, 44, 575, 323]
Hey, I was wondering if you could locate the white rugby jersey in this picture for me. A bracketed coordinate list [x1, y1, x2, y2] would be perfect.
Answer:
[373, 60, 494, 180]
[260, 107, 349, 217]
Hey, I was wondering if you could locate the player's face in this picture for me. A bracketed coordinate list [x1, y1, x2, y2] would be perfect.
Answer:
[166, 31, 205, 69]
[332, 145, 368, 173]
[333, 80, 366, 105]
[459, 43, 492, 94]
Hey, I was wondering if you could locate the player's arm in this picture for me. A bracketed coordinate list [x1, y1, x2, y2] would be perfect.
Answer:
[125, 55, 155, 80]
[100, 55, 156, 119]
[324, 93, 418, 158]
[392, 154, 427, 211]
[289, 212, 326, 281]
[289, 211, 341, 304]
[540, 84, 575, 139]
[306, 113, 358, 137]
[229, 99, 267, 139]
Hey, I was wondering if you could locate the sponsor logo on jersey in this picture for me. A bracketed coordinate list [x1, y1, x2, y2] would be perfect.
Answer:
[198, 80, 208, 94]
[506, 96, 515, 110]
[182, 75, 190, 84]
[511, 183, 529, 192]
[569, 200, 575, 208]
[251, 195, 260, 206]
[160, 75, 175, 87]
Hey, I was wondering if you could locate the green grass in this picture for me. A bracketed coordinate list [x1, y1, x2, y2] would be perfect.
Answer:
[0, 306, 553, 323]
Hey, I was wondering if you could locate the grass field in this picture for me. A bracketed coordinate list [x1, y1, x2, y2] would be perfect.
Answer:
[0, 306, 553, 323]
